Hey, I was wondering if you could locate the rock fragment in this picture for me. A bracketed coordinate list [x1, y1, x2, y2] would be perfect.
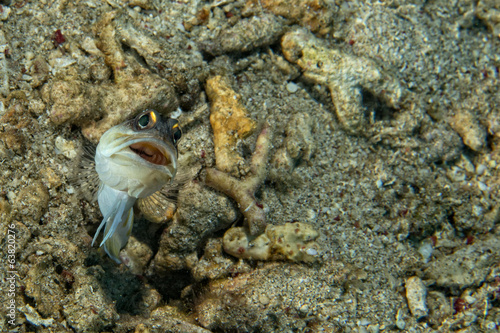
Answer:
[63, 266, 118, 332]
[271, 112, 316, 175]
[223, 222, 320, 262]
[44, 80, 96, 126]
[148, 181, 238, 273]
[43, 11, 179, 143]
[419, 122, 463, 162]
[285, 113, 315, 162]
[206, 75, 257, 176]
[447, 109, 486, 152]
[426, 291, 452, 327]
[199, 14, 285, 56]
[192, 238, 251, 281]
[281, 28, 424, 144]
[242, 0, 334, 35]
[24, 258, 65, 320]
[147, 305, 213, 333]
[476, 0, 500, 38]
[424, 234, 500, 288]
[14, 182, 49, 226]
[120, 236, 154, 275]
[405, 276, 428, 318]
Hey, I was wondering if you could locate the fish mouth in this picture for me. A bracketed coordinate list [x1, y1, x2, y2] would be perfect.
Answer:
[125, 138, 178, 177]
[129, 142, 170, 166]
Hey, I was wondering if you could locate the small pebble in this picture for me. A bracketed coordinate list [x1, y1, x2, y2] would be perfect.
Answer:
[259, 294, 270, 305]
[0, 5, 10, 21]
[55, 136, 77, 159]
[25, 51, 35, 61]
[395, 309, 405, 330]
[472, 205, 483, 216]
[306, 208, 316, 220]
[286, 82, 299, 93]
[405, 276, 428, 318]
[485, 321, 497, 329]
[476, 164, 487, 175]
[7, 191, 16, 201]
[305, 247, 318, 256]
[298, 303, 309, 315]
[477, 181, 489, 191]
[359, 318, 371, 325]
[418, 241, 433, 263]
[464, 295, 476, 304]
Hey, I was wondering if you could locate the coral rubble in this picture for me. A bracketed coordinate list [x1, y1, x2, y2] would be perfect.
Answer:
[206, 75, 257, 177]
[281, 28, 424, 145]
[206, 123, 271, 236]
[223, 222, 320, 262]
[242, 0, 334, 35]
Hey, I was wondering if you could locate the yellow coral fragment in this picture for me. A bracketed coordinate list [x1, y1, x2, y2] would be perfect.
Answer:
[206, 75, 257, 176]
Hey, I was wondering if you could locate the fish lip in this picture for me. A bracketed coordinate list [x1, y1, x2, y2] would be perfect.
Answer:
[104, 135, 177, 177]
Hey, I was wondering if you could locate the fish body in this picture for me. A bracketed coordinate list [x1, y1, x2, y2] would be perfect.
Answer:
[92, 110, 182, 263]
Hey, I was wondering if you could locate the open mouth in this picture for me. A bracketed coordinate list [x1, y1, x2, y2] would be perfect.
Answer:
[129, 142, 171, 166]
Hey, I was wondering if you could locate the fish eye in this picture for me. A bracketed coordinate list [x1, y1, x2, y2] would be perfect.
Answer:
[135, 111, 157, 130]
[138, 114, 149, 127]
[171, 122, 182, 144]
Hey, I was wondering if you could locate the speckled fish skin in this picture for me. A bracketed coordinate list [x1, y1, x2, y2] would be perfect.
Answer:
[92, 110, 181, 263]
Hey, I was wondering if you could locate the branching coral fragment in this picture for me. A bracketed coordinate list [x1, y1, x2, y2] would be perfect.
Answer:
[205, 123, 271, 236]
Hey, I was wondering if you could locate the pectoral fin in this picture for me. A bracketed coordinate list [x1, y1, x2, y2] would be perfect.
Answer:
[93, 184, 136, 263]
[103, 207, 134, 263]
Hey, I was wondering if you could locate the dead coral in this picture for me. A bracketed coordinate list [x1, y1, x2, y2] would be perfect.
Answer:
[43, 79, 97, 126]
[476, 0, 500, 38]
[93, 11, 128, 84]
[223, 222, 320, 262]
[448, 107, 487, 152]
[198, 14, 286, 56]
[44, 11, 179, 143]
[281, 28, 424, 145]
[205, 123, 272, 236]
[242, 0, 334, 35]
[192, 238, 251, 281]
[206, 75, 257, 177]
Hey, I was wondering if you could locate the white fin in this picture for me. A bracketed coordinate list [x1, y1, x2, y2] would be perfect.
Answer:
[92, 184, 136, 263]
[103, 207, 134, 263]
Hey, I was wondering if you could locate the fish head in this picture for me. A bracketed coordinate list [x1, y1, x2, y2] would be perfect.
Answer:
[95, 110, 182, 198]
